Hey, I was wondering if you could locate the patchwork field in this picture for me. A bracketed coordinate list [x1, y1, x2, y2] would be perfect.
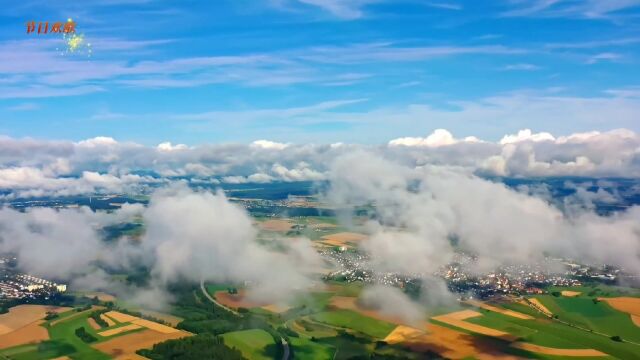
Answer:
[384, 323, 519, 359]
[0, 305, 70, 336]
[463, 300, 640, 359]
[93, 329, 190, 359]
[0, 305, 71, 350]
[0, 304, 191, 360]
[320, 232, 368, 247]
[431, 310, 518, 340]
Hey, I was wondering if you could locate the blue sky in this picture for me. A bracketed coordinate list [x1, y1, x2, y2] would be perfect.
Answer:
[1, 0, 640, 145]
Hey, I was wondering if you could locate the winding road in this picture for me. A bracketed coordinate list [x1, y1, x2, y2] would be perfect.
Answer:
[199, 279, 290, 360]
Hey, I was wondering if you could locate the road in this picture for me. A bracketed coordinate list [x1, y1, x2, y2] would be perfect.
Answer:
[199, 279, 290, 360]
[281, 338, 290, 360]
[199, 279, 240, 316]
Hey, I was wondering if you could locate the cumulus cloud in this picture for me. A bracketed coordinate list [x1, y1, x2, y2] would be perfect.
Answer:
[140, 186, 321, 302]
[389, 129, 480, 147]
[0, 128, 639, 198]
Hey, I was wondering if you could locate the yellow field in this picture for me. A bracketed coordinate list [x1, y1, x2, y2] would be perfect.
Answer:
[0, 305, 70, 335]
[512, 342, 607, 357]
[528, 298, 553, 316]
[93, 329, 191, 359]
[0, 305, 70, 350]
[98, 324, 142, 337]
[0, 321, 49, 349]
[103, 311, 180, 334]
[598, 297, 640, 326]
[320, 232, 367, 247]
[561, 291, 582, 297]
[87, 318, 101, 330]
[465, 300, 533, 320]
[431, 310, 517, 340]
[100, 313, 116, 327]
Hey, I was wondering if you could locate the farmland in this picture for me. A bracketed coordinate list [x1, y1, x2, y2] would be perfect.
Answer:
[0, 304, 190, 360]
[221, 329, 277, 360]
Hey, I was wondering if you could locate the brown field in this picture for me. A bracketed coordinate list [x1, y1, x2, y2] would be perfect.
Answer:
[0, 320, 48, 349]
[261, 304, 291, 314]
[0, 305, 71, 335]
[93, 329, 191, 359]
[215, 290, 264, 309]
[561, 291, 582, 297]
[598, 297, 640, 326]
[384, 324, 519, 359]
[528, 298, 552, 316]
[512, 342, 607, 357]
[83, 292, 116, 302]
[465, 300, 533, 320]
[320, 232, 368, 247]
[88, 318, 101, 330]
[100, 313, 116, 327]
[138, 310, 183, 327]
[259, 219, 293, 232]
[98, 324, 142, 337]
[214, 290, 291, 313]
[431, 310, 517, 341]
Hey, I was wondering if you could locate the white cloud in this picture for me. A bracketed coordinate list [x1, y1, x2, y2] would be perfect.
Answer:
[0, 126, 640, 198]
[251, 140, 290, 150]
[499, 129, 556, 144]
[157, 142, 188, 152]
[502, 63, 541, 71]
[389, 129, 480, 147]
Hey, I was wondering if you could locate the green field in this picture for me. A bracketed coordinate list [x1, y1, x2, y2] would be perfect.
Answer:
[289, 337, 336, 359]
[533, 295, 640, 343]
[0, 341, 77, 360]
[311, 310, 396, 339]
[221, 329, 277, 360]
[547, 283, 640, 298]
[0, 310, 111, 360]
[458, 304, 640, 359]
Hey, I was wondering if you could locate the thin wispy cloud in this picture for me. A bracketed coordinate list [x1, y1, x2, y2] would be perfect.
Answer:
[502, 63, 541, 71]
[586, 52, 623, 64]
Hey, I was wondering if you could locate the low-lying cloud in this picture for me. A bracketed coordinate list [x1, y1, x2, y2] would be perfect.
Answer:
[0, 186, 321, 307]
